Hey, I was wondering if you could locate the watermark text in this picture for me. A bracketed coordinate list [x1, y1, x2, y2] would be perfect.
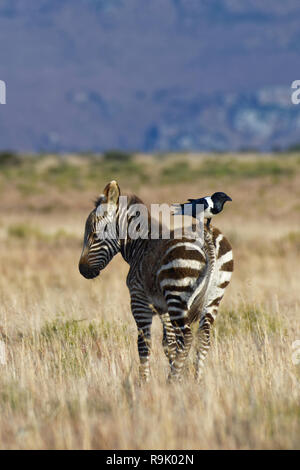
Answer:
[0, 80, 6, 104]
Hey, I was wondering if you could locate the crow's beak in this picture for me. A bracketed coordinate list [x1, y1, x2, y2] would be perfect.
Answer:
[226, 196, 232, 202]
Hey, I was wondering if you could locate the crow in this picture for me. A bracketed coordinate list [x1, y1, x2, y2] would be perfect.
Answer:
[173, 192, 232, 229]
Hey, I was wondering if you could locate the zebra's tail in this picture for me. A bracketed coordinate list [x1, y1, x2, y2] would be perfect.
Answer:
[187, 230, 217, 323]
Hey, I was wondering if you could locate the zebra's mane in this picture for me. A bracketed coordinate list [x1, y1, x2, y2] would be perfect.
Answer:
[94, 194, 105, 208]
[126, 194, 146, 207]
[94, 193, 147, 211]
[94, 192, 155, 233]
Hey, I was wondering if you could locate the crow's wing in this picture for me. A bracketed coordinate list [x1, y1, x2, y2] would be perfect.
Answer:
[187, 197, 208, 209]
[172, 197, 208, 218]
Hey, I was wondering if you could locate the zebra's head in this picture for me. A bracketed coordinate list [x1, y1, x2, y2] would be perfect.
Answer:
[79, 180, 121, 279]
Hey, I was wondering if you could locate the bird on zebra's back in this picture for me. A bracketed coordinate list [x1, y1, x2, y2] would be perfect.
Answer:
[79, 180, 234, 383]
[173, 192, 232, 229]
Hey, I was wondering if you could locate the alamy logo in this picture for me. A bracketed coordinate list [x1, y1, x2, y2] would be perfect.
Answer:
[292, 340, 300, 366]
[95, 196, 205, 246]
[0, 340, 6, 365]
[0, 80, 6, 104]
[291, 340, 300, 389]
[291, 80, 300, 105]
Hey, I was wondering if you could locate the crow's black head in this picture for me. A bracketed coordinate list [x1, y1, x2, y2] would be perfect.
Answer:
[211, 192, 232, 214]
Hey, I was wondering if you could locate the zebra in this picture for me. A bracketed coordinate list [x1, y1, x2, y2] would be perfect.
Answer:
[79, 180, 234, 382]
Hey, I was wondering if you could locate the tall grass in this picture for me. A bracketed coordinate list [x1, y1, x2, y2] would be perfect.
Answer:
[0, 153, 299, 449]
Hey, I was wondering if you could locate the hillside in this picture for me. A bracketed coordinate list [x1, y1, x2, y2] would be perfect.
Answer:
[1, 0, 300, 152]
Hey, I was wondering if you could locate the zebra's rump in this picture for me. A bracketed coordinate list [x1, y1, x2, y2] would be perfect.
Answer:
[146, 229, 233, 323]
[147, 237, 208, 321]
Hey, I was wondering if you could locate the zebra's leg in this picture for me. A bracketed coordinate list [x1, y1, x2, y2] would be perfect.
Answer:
[168, 310, 193, 381]
[136, 322, 152, 383]
[130, 294, 154, 383]
[160, 312, 177, 366]
[194, 311, 215, 382]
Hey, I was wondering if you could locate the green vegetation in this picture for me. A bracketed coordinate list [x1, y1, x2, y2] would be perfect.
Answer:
[0, 151, 22, 167]
[0, 382, 31, 413]
[200, 157, 294, 178]
[160, 161, 194, 183]
[16, 317, 132, 378]
[160, 157, 296, 183]
[87, 158, 149, 186]
[8, 223, 45, 240]
[103, 149, 133, 162]
[215, 304, 284, 340]
[38, 317, 129, 344]
[287, 143, 300, 152]
[0, 152, 299, 195]
[275, 231, 300, 255]
[0, 153, 149, 193]
[7, 223, 77, 244]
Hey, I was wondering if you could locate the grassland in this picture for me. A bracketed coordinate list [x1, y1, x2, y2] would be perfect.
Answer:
[0, 152, 299, 449]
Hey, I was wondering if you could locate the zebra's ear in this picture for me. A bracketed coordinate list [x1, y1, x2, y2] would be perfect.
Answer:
[103, 180, 120, 206]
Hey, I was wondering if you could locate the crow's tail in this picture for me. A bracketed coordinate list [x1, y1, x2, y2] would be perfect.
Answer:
[171, 203, 185, 215]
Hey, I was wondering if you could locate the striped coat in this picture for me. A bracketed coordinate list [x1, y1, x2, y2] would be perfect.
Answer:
[79, 181, 233, 382]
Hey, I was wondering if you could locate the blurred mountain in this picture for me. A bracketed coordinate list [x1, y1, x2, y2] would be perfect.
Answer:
[0, 0, 300, 152]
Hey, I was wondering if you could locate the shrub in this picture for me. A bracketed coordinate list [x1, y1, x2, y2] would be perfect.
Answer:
[0, 151, 21, 166]
[160, 161, 194, 183]
[215, 304, 283, 340]
[287, 143, 300, 153]
[102, 149, 133, 162]
[7, 223, 44, 240]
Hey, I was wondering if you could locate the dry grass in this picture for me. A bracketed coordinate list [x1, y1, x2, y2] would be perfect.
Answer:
[0, 153, 299, 449]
